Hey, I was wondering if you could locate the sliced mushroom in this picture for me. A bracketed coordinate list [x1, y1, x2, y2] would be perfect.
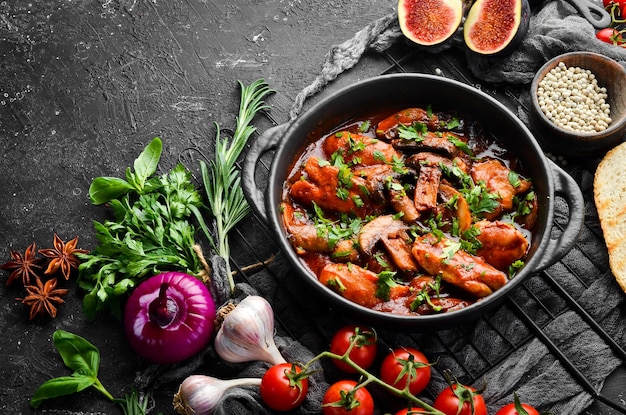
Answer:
[392, 131, 460, 158]
[380, 235, 419, 273]
[358, 215, 409, 256]
[406, 152, 469, 173]
[414, 164, 442, 213]
[438, 183, 472, 233]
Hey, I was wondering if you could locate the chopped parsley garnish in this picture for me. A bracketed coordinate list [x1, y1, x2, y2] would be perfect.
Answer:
[441, 239, 462, 263]
[336, 187, 349, 201]
[508, 170, 522, 188]
[398, 122, 427, 142]
[508, 259, 524, 277]
[389, 155, 409, 175]
[375, 270, 398, 301]
[444, 117, 460, 130]
[351, 194, 364, 208]
[373, 252, 391, 269]
[439, 162, 500, 217]
[312, 203, 363, 249]
[373, 150, 387, 163]
[347, 133, 367, 154]
[409, 275, 443, 312]
[511, 191, 535, 219]
[446, 134, 474, 156]
[464, 182, 501, 216]
[460, 225, 482, 254]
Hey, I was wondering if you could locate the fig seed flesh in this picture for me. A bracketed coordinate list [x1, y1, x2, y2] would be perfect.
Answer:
[398, 0, 463, 46]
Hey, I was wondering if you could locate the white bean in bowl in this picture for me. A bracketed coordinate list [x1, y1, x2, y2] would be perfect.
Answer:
[536, 62, 612, 133]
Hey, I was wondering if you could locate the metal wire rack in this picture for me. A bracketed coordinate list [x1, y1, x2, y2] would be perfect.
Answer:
[225, 43, 626, 414]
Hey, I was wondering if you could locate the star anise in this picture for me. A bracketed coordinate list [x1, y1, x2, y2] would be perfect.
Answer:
[0, 242, 43, 286]
[39, 234, 88, 281]
[20, 277, 69, 319]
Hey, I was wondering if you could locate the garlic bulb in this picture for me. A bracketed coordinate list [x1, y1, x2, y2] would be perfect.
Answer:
[173, 374, 262, 415]
[214, 295, 287, 365]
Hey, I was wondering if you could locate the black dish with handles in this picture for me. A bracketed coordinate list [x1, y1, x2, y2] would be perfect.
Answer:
[242, 74, 584, 330]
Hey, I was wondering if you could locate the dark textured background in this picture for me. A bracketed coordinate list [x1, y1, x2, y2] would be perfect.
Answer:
[2, 0, 626, 414]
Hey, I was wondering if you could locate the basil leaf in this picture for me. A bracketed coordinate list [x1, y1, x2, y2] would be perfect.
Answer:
[53, 330, 100, 376]
[30, 375, 95, 408]
[133, 137, 162, 187]
[89, 177, 134, 205]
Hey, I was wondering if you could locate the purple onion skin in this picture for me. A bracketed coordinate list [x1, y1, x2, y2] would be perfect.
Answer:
[124, 271, 216, 364]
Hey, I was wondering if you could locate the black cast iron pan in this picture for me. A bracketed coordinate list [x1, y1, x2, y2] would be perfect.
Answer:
[242, 74, 584, 330]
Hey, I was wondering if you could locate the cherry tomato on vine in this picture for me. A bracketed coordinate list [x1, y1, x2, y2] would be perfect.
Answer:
[433, 383, 487, 415]
[596, 27, 625, 45]
[603, 0, 626, 19]
[495, 393, 540, 415]
[330, 325, 378, 373]
[260, 363, 309, 411]
[380, 347, 431, 396]
[496, 403, 540, 415]
[322, 380, 374, 415]
[603, 0, 626, 8]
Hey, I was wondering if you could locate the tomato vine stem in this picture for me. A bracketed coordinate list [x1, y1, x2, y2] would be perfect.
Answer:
[301, 348, 446, 415]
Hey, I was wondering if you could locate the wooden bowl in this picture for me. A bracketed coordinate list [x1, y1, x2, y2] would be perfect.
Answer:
[530, 51, 626, 157]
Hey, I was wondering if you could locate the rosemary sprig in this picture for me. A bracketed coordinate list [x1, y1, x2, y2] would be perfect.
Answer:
[200, 79, 273, 295]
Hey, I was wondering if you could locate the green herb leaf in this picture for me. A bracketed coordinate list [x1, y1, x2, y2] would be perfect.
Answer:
[508, 259, 525, 277]
[446, 134, 473, 156]
[133, 137, 162, 186]
[441, 240, 461, 262]
[375, 270, 398, 300]
[508, 170, 521, 188]
[30, 330, 114, 409]
[444, 117, 460, 130]
[89, 177, 134, 205]
[53, 330, 100, 375]
[30, 376, 96, 408]
[398, 122, 427, 142]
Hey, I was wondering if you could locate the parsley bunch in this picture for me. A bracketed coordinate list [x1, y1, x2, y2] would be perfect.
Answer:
[78, 137, 209, 319]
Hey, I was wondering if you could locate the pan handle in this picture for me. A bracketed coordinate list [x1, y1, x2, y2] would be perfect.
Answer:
[534, 159, 585, 271]
[566, 0, 611, 29]
[242, 123, 290, 223]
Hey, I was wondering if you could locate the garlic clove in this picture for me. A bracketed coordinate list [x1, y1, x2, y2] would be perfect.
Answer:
[214, 295, 287, 365]
[173, 374, 262, 415]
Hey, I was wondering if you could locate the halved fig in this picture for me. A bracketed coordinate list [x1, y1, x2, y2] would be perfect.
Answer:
[397, 0, 464, 46]
[463, 0, 530, 56]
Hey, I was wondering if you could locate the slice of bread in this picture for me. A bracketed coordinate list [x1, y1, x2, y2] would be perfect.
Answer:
[594, 141, 626, 293]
